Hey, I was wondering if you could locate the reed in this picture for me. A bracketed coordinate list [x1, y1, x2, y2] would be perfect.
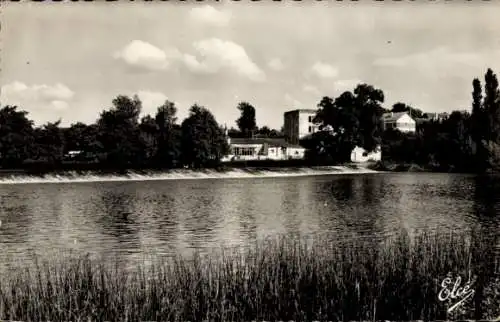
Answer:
[0, 229, 498, 321]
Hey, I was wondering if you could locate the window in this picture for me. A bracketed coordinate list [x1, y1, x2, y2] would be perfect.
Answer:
[234, 147, 255, 156]
[308, 116, 313, 122]
[362, 152, 368, 157]
[308, 126, 312, 133]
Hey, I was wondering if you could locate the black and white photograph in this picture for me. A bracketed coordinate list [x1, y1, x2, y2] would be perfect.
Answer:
[0, 1, 499, 321]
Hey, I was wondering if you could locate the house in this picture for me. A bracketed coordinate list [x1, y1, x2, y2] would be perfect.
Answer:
[283, 109, 320, 144]
[382, 112, 416, 133]
[422, 112, 449, 122]
[350, 145, 382, 163]
[221, 137, 306, 162]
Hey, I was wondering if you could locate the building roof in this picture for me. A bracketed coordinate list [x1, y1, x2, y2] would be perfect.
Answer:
[284, 109, 318, 115]
[230, 137, 302, 148]
[382, 112, 413, 122]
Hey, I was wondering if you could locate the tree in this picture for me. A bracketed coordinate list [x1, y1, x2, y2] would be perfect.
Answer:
[236, 102, 257, 138]
[391, 102, 424, 119]
[470, 78, 484, 143]
[155, 101, 181, 168]
[181, 104, 229, 168]
[32, 121, 65, 166]
[309, 94, 359, 163]
[257, 126, 271, 137]
[353, 84, 385, 152]
[257, 126, 282, 137]
[97, 95, 143, 168]
[63, 122, 100, 157]
[139, 115, 158, 165]
[0, 105, 34, 167]
[441, 111, 474, 170]
[484, 68, 500, 143]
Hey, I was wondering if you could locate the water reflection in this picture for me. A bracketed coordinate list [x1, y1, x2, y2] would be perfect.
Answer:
[0, 186, 32, 245]
[0, 173, 499, 272]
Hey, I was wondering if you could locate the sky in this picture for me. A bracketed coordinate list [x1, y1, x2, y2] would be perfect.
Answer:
[2, 1, 500, 129]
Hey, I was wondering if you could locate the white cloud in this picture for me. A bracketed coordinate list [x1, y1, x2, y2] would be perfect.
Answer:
[189, 5, 231, 27]
[310, 62, 339, 79]
[1, 81, 75, 111]
[136, 90, 168, 114]
[114, 38, 266, 82]
[268, 58, 285, 71]
[184, 38, 265, 82]
[114, 40, 171, 71]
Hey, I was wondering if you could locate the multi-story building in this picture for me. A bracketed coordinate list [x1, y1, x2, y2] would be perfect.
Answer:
[382, 112, 416, 133]
[283, 109, 320, 144]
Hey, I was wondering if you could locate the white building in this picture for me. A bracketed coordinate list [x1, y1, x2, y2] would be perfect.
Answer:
[382, 112, 416, 133]
[350, 145, 382, 163]
[221, 137, 306, 162]
[283, 109, 320, 144]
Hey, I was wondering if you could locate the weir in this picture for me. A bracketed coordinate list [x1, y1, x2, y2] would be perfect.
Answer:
[0, 166, 379, 185]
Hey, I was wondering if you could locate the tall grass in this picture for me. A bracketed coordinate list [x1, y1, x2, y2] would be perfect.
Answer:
[0, 229, 499, 321]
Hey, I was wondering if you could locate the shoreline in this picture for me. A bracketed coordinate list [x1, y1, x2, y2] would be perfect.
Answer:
[0, 165, 382, 185]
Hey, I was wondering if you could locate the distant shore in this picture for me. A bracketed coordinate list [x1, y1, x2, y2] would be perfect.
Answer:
[365, 160, 482, 173]
[0, 160, 484, 180]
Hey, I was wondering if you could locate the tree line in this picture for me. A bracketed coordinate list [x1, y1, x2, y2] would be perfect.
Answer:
[0, 98, 279, 171]
[1, 68, 499, 173]
[301, 68, 500, 173]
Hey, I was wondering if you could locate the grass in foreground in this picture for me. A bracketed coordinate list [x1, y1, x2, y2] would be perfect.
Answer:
[0, 229, 499, 321]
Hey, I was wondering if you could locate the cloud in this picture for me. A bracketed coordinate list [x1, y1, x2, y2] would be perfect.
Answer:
[136, 90, 168, 114]
[1, 81, 75, 110]
[189, 5, 231, 27]
[113, 38, 265, 82]
[183, 38, 265, 82]
[310, 62, 339, 79]
[268, 58, 285, 71]
[114, 40, 172, 71]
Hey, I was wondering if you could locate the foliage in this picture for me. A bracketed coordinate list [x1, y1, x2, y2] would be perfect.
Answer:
[2, 68, 500, 172]
[154, 101, 181, 168]
[32, 121, 65, 166]
[392, 102, 424, 118]
[96, 95, 143, 168]
[0, 105, 34, 167]
[0, 229, 498, 321]
[236, 101, 257, 138]
[307, 84, 385, 162]
[181, 104, 229, 168]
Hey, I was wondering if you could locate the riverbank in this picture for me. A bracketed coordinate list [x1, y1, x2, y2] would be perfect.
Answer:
[0, 229, 498, 321]
[366, 161, 475, 173]
[0, 165, 379, 185]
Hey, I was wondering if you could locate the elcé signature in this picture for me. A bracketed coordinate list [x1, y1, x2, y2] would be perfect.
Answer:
[438, 275, 475, 313]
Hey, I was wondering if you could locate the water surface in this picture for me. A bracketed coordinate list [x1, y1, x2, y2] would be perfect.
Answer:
[0, 172, 499, 271]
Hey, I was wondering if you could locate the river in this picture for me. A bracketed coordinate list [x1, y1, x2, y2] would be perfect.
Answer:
[0, 171, 499, 272]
